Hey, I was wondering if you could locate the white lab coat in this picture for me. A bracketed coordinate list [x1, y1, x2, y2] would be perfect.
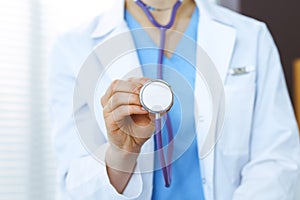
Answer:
[49, 0, 300, 199]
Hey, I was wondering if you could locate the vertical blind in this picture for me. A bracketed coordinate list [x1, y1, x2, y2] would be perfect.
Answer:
[0, 0, 56, 199]
[0, 0, 115, 199]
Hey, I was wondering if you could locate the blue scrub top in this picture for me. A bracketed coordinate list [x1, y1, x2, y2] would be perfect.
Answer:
[125, 8, 205, 200]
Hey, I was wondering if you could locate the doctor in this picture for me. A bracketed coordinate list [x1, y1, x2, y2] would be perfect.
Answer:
[49, 0, 300, 199]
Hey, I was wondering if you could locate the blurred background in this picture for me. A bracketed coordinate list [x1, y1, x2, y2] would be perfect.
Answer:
[0, 0, 299, 199]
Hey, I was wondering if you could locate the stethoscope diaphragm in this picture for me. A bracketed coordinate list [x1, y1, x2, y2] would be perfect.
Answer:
[139, 79, 174, 114]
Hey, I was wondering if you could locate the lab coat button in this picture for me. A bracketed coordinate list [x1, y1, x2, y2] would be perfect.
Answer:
[202, 178, 206, 184]
[198, 115, 204, 122]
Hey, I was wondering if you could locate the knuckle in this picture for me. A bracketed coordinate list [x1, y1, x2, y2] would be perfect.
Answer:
[127, 77, 135, 81]
[111, 79, 120, 91]
[103, 104, 110, 114]
[135, 93, 141, 102]
[112, 79, 119, 85]
[141, 77, 149, 81]
[100, 96, 105, 107]
[111, 93, 119, 107]
[130, 94, 139, 104]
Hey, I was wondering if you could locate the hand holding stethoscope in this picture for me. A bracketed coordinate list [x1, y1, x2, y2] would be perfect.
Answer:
[103, 0, 183, 192]
[102, 78, 174, 190]
[102, 77, 156, 194]
[101, 77, 156, 154]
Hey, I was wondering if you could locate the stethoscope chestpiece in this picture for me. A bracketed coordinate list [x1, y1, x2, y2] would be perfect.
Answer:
[135, 0, 182, 188]
[139, 79, 174, 115]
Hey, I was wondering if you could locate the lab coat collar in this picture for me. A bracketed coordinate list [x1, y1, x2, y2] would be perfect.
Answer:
[90, 0, 125, 38]
[90, 0, 234, 39]
[90, 0, 236, 82]
[196, 0, 237, 82]
[196, 0, 236, 82]
[195, 0, 235, 27]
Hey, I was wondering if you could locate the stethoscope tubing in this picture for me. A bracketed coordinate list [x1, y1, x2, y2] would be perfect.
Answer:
[135, 0, 182, 187]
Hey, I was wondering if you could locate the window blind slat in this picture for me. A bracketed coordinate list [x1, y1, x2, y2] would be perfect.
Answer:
[0, 1, 57, 199]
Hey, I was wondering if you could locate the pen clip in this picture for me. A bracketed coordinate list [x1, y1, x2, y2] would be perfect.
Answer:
[229, 66, 255, 75]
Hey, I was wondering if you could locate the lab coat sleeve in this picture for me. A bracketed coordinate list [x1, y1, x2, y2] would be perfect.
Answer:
[48, 36, 146, 200]
[232, 23, 300, 200]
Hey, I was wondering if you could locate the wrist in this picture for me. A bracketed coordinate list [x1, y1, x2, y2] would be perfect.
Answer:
[105, 144, 140, 173]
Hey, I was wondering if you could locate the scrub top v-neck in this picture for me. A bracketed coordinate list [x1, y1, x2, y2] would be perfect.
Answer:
[125, 8, 205, 200]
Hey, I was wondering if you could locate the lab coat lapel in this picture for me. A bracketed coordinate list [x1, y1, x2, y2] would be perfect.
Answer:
[194, 0, 237, 198]
[196, 0, 237, 82]
[91, 4, 155, 173]
[88, 0, 143, 139]
[91, 0, 143, 80]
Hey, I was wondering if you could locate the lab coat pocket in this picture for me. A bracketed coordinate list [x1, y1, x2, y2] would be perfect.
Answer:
[221, 80, 256, 153]
[217, 83, 256, 184]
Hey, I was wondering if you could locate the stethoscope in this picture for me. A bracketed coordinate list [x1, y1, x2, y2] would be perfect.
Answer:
[135, 0, 183, 187]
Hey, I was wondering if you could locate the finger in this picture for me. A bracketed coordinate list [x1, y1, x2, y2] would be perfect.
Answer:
[148, 113, 155, 122]
[101, 79, 144, 107]
[110, 105, 148, 122]
[104, 92, 141, 113]
[128, 77, 150, 84]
